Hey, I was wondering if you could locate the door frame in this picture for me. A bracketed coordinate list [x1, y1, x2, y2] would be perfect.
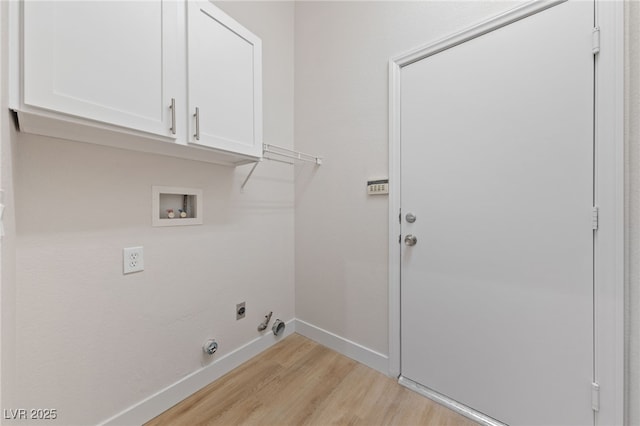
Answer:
[387, 1, 624, 424]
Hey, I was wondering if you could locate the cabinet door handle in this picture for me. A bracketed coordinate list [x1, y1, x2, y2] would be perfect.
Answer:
[169, 98, 176, 135]
[194, 107, 200, 141]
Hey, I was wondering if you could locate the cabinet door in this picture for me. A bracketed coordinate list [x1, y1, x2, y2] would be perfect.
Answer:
[187, 1, 262, 158]
[23, 1, 179, 138]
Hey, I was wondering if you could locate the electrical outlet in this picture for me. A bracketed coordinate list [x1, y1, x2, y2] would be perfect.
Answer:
[236, 302, 246, 320]
[123, 246, 144, 274]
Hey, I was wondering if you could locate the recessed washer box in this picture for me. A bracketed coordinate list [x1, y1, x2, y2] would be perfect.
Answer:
[152, 186, 203, 227]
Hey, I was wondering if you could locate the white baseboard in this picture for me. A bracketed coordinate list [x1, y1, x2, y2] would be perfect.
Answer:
[100, 319, 389, 426]
[99, 319, 296, 426]
[294, 319, 389, 375]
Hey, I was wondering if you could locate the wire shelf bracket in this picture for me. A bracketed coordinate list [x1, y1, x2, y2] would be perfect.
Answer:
[241, 144, 322, 191]
[263, 144, 322, 165]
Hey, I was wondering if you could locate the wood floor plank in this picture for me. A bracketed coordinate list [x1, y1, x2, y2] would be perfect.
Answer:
[146, 334, 478, 426]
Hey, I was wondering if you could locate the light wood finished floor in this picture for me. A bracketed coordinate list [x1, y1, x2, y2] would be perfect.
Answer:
[146, 333, 478, 426]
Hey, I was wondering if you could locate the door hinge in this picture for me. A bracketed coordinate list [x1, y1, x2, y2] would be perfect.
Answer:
[592, 382, 600, 412]
[592, 27, 601, 55]
[592, 206, 599, 230]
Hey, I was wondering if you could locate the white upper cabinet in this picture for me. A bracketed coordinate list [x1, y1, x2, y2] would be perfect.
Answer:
[187, 1, 263, 158]
[22, 1, 179, 139]
[11, 0, 263, 165]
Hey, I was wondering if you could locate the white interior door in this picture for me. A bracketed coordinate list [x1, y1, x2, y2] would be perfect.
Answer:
[400, 2, 594, 425]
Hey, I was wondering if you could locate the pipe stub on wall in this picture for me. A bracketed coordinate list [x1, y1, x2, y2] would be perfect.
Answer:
[203, 339, 218, 355]
[272, 319, 285, 336]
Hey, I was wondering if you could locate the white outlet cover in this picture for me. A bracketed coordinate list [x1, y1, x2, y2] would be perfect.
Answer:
[123, 246, 144, 274]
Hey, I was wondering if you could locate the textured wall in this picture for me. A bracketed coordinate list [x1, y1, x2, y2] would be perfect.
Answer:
[294, 1, 637, 423]
[1, 1, 638, 424]
[625, 2, 639, 424]
[294, 0, 518, 359]
[0, 0, 19, 417]
[8, 3, 294, 425]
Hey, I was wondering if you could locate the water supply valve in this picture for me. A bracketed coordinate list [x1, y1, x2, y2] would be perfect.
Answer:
[203, 339, 218, 355]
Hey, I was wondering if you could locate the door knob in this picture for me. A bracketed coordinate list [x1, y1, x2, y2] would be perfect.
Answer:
[404, 234, 417, 246]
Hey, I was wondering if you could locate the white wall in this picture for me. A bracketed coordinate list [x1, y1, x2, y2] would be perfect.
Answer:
[294, 2, 638, 424]
[6, 2, 294, 425]
[2, 1, 639, 425]
[1, 0, 19, 417]
[294, 0, 518, 359]
[626, 2, 640, 424]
